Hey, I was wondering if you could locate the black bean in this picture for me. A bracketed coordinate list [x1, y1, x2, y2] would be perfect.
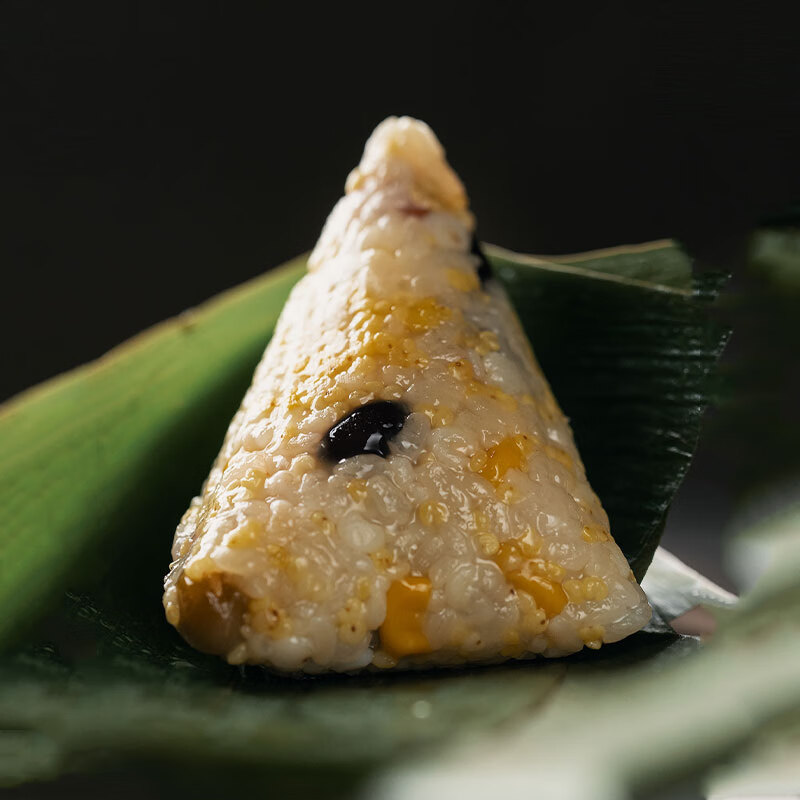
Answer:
[471, 234, 493, 285]
[319, 401, 408, 462]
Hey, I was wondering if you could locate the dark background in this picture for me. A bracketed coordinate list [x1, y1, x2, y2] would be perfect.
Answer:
[2, 3, 799, 588]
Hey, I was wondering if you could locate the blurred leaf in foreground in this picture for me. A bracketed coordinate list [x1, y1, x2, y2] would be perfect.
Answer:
[376, 503, 800, 800]
[708, 224, 800, 499]
[0, 549, 726, 793]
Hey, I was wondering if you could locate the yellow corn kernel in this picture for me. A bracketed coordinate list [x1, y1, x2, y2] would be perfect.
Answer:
[583, 576, 609, 602]
[446, 268, 480, 292]
[563, 579, 585, 603]
[519, 606, 548, 635]
[379, 576, 433, 659]
[347, 479, 368, 503]
[582, 525, 611, 543]
[418, 500, 449, 526]
[477, 532, 500, 557]
[477, 435, 531, 489]
[337, 598, 367, 644]
[494, 539, 526, 572]
[579, 625, 605, 650]
[337, 597, 363, 622]
[509, 572, 568, 618]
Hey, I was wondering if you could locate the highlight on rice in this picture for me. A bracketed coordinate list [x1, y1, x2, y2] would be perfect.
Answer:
[163, 117, 652, 672]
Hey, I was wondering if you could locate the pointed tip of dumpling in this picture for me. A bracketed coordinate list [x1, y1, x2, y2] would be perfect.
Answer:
[347, 116, 469, 215]
[309, 116, 472, 272]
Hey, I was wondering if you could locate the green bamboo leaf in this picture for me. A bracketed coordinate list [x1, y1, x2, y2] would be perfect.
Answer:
[750, 227, 800, 288]
[0, 257, 305, 646]
[706, 714, 800, 798]
[540, 238, 694, 290]
[490, 244, 728, 577]
[0, 241, 725, 646]
[0, 237, 732, 793]
[377, 506, 800, 800]
[0, 550, 711, 790]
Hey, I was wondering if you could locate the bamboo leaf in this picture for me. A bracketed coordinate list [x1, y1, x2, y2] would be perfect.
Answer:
[0, 550, 710, 790]
[489, 244, 728, 577]
[0, 241, 725, 644]
[377, 506, 800, 800]
[534, 238, 694, 290]
[706, 715, 800, 798]
[0, 239, 730, 793]
[0, 258, 305, 645]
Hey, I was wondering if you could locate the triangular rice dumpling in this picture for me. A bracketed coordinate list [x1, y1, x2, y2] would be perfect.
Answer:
[163, 117, 652, 672]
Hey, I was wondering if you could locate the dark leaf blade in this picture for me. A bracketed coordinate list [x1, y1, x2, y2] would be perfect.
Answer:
[0, 258, 305, 647]
[0, 589, 690, 789]
[548, 238, 694, 290]
[0, 540, 732, 791]
[488, 244, 729, 577]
